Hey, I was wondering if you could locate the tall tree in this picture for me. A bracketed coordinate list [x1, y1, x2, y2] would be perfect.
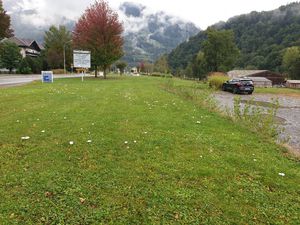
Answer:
[115, 61, 127, 74]
[0, 0, 13, 40]
[283, 47, 300, 79]
[0, 42, 22, 73]
[202, 28, 239, 72]
[73, 0, 124, 79]
[154, 55, 170, 74]
[44, 25, 72, 69]
[185, 51, 207, 79]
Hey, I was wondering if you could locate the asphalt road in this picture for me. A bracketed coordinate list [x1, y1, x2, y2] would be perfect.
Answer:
[0, 74, 91, 87]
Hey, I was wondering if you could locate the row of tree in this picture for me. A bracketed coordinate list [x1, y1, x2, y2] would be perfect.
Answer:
[0, 42, 46, 74]
[166, 2, 300, 80]
[0, 0, 126, 79]
[1, 0, 171, 77]
[154, 28, 240, 79]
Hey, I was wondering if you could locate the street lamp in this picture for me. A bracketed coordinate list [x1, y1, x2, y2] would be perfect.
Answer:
[63, 40, 72, 75]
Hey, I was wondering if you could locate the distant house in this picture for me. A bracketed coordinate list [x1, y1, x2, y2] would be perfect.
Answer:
[250, 77, 272, 88]
[227, 70, 285, 85]
[286, 80, 300, 89]
[131, 67, 138, 74]
[1, 37, 44, 58]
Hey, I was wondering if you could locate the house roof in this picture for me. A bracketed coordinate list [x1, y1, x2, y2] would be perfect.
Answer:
[228, 70, 268, 77]
[2, 37, 44, 51]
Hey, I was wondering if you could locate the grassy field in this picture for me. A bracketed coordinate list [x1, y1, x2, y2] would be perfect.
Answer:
[255, 87, 300, 95]
[0, 76, 299, 224]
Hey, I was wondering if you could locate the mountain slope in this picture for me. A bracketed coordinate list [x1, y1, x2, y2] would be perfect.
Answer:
[5, 1, 200, 66]
[167, 2, 300, 73]
[119, 2, 200, 66]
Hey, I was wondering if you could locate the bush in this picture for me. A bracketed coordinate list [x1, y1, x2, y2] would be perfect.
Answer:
[16, 57, 45, 74]
[17, 58, 32, 74]
[52, 69, 65, 74]
[208, 75, 229, 90]
[26, 57, 43, 74]
[151, 72, 173, 78]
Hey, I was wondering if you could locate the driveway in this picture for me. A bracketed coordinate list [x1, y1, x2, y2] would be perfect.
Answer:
[0, 74, 91, 87]
[213, 92, 300, 154]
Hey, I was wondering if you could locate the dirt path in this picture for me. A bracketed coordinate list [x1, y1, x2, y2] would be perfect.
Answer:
[213, 92, 300, 154]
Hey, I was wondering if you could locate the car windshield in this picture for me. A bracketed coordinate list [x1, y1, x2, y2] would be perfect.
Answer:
[240, 80, 253, 85]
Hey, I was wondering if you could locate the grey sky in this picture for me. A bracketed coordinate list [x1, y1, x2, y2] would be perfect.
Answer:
[4, 0, 296, 28]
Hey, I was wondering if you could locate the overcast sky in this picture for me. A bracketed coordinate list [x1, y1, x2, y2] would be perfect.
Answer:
[4, 0, 296, 28]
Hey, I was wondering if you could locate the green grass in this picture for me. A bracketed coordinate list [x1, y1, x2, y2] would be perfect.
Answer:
[0, 76, 299, 224]
[255, 87, 300, 95]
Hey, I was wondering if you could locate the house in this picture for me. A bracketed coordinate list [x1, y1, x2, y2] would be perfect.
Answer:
[130, 67, 138, 74]
[1, 37, 44, 58]
[227, 70, 285, 85]
[286, 80, 300, 89]
[250, 77, 272, 88]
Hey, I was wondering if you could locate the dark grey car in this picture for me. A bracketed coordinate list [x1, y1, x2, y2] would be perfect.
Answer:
[222, 78, 254, 94]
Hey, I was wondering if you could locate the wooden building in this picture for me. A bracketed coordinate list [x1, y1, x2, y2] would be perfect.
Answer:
[227, 70, 285, 85]
[286, 80, 300, 89]
[250, 77, 272, 88]
[1, 37, 44, 58]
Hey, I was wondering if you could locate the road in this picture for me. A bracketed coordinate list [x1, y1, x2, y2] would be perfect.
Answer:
[213, 92, 300, 155]
[0, 74, 91, 87]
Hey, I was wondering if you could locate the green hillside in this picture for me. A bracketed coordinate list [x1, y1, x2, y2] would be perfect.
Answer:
[167, 2, 300, 74]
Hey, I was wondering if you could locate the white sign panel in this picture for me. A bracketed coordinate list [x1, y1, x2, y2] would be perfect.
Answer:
[73, 50, 91, 68]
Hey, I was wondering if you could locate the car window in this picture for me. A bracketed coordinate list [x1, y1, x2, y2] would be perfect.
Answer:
[241, 80, 253, 85]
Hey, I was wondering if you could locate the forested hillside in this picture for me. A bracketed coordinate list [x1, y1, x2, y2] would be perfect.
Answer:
[167, 2, 300, 74]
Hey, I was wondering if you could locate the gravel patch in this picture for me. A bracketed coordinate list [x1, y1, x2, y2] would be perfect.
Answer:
[213, 92, 300, 153]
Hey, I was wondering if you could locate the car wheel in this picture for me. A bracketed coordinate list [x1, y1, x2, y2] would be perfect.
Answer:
[248, 92, 253, 95]
[233, 88, 239, 94]
[222, 85, 226, 91]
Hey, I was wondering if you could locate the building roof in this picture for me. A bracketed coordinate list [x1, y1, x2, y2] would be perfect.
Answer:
[287, 80, 300, 84]
[1, 37, 44, 51]
[228, 70, 268, 78]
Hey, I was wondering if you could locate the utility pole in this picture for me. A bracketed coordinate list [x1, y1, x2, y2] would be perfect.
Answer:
[63, 40, 72, 75]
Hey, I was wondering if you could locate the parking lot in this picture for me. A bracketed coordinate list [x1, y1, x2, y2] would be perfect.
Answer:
[214, 91, 300, 155]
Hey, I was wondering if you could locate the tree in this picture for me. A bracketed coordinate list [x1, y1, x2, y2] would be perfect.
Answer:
[73, 0, 124, 79]
[17, 58, 32, 74]
[17, 56, 44, 74]
[144, 61, 154, 74]
[283, 47, 300, 79]
[154, 55, 170, 74]
[116, 61, 127, 74]
[185, 51, 207, 79]
[202, 28, 239, 72]
[0, 41, 22, 73]
[139, 62, 145, 73]
[44, 25, 72, 69]
[0, 0, 13, 40]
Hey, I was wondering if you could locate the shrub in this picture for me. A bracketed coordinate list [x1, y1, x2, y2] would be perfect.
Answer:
[208, 75, 229, 90]
[17, 58, 32, 74]
[17, 66, 32, 74]
[151, 72, 173, 78]
[52, 69, 65, 74]
[232, 97, 283, 139]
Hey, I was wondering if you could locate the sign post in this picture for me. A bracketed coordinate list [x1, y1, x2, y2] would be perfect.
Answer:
[41, 71, 54, 83]
[73, 50, 91, 82]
